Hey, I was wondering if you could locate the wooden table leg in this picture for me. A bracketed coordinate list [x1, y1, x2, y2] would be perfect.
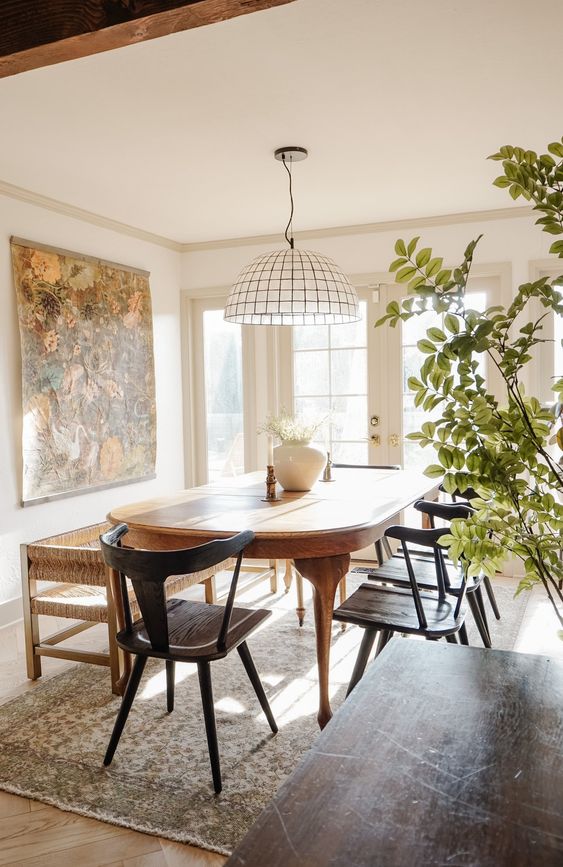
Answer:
[293, 553, 350, 730]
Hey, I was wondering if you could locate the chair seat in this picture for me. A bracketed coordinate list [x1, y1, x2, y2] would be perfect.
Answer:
[352, 555, 482, 595]
[333, 582, 464, 637]
[117, 597, 271, 661]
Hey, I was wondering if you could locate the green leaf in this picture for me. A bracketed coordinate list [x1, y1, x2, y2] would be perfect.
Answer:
[417, 339, 437, 354]
[427, 327, 447, 342]
[415, 247, 432, 268]
[407, 236, 420, 257]
[547, 142, 563, 158]
[424, 465, 444, 479]
[389, 257, 407, 272]
[426, 257, 443, 278]
[493, 176, 512, 189]
[396, 266, 417, 283]
[444, 313, 460, 334]
[394, 239, 407, 257]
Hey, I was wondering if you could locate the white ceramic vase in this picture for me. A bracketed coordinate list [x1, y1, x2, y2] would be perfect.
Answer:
[273, 441, 326, 492]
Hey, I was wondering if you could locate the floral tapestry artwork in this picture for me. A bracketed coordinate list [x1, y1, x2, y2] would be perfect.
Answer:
[11, 239, 156, 503]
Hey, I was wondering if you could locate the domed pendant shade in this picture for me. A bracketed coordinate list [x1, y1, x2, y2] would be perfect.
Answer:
[224, 247, 359, 325]
[224, 147, 360, 326]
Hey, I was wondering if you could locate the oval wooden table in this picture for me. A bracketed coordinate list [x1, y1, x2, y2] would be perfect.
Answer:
[108, 468, 438, 728]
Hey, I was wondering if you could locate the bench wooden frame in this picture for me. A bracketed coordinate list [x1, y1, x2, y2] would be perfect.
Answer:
[20, 522, 222, 695]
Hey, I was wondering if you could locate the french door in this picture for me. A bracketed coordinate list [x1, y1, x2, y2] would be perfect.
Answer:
[190, 297, 255, 485]
[279, 275, 502, 471]
[278, 289, 396, 464]
[383, 271, 503, 471]
[187, 273, 503, 486]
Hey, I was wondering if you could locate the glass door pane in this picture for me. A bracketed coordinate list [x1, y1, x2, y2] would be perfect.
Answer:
[202, 309, 244, 481]
[388, 280, 498, 473]
[555, 281, 563, 380]
[292, 300, 369, 463]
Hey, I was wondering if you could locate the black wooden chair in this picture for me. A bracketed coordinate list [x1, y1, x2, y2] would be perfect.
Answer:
[333, 524, 467, 696]
[352, 501, 492, 647]
[99, 524, 277, 793]
[438, 483, 501, 622]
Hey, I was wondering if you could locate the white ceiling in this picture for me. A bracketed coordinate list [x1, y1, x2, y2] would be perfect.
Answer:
[0, 0, 562, 245]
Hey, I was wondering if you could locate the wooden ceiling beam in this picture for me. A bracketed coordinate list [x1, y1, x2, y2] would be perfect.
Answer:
[0, 0, 297, 79]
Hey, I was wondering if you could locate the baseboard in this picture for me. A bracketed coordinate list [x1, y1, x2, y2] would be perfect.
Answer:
[0, 596, 23, 629]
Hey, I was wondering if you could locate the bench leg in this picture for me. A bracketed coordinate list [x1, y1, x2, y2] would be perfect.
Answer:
[204, 575, 217, 604]
[20, 546, 41, 680]
[282, 559, 293, 593]
[269, 560, 278, 594]
[107, 566, 131, 695]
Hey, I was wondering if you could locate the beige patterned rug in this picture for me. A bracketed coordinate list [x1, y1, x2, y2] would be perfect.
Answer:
[0, 575, 528, 856]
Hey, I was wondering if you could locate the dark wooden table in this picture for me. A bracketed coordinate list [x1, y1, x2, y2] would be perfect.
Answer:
[226, 640, 563, 866]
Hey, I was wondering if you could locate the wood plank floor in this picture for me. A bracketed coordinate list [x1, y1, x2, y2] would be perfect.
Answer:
[0, 577, 560, 865]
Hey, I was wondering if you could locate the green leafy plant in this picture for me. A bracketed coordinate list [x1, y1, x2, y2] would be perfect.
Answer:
[258, 409, 326, 444]
[377, 136, 563, 628]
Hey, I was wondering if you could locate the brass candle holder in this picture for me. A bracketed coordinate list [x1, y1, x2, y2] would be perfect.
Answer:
[261, 465, 281, 501]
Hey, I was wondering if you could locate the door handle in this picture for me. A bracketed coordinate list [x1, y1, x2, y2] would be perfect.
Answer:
[370, 415, 380, 427]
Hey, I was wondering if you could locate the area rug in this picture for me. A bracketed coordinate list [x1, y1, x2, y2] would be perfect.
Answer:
[0, 574, 529, 855]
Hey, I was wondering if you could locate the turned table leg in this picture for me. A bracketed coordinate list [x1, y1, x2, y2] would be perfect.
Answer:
[293, 553, 350, 729]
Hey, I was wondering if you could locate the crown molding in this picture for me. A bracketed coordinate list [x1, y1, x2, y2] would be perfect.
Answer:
[0, 179, 182, 251]
[179, 205, 535, 253]
[0, 177, 535, 255]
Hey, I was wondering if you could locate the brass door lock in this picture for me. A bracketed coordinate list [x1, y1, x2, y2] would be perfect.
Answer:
[389, 434, 400, 447]
[370, 434, 381, 446]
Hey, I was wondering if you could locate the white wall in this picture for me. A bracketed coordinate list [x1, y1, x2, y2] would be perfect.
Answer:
[181, 211, 551, 295]
[0, 195, 184, 620]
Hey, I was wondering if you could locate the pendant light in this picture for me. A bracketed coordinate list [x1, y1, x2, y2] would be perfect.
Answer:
[224, 147, 360, 325]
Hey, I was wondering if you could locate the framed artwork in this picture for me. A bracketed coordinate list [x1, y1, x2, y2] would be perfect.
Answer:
[11, 237, 157, 505]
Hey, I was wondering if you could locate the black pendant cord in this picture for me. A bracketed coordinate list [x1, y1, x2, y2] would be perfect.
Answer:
[282, 156, 295, 250]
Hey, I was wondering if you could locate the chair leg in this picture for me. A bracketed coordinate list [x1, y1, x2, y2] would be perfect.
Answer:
[474, 585, 491, 643]
[459, 622, 469, 645]
[483, 575, 501, 620]
[166, 660, 175, 713]
[382, 537, 393, 560]
[467, 593, 492, 648]
[197, 661, 222, 794]
[445, 633, 458, 644]
[295, 569, 305, 627]
[338, 576, 347, 632]
[346, 628, 378, 698]
[374, 540, 384, 566]
[374, 628, 392, 657]
[237, 642, 278, 734]
[104, 654, 147, 766]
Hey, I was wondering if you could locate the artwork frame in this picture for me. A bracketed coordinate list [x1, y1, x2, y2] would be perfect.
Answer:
[11, 237, 157, 506]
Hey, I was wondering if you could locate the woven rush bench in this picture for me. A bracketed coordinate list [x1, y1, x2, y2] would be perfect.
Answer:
[21, 522, 232, 695]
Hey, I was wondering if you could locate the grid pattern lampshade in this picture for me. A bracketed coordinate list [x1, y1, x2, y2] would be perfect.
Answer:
[224, 248, 360, 325]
